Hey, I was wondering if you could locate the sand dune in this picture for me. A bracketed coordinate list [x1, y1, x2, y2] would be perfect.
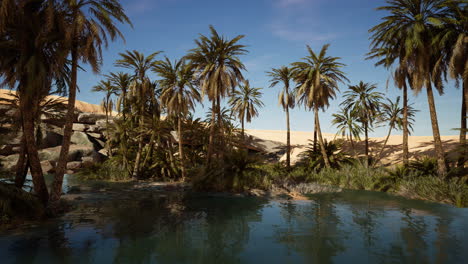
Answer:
[0, 89, 108, 114]
[245, 129, 461, 165]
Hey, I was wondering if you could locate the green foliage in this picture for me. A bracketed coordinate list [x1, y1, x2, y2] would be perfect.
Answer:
[0, 183, 45, 225]
[192, 149, 268, 192]
[77, 158, 129, 181]
[297, 140, 354, 172]
[399, 176, 468, 208]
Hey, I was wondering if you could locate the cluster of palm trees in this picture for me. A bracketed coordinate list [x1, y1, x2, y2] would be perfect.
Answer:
[0, 0, 465, 207]
[91, 27, 264, 182]
[368, 0, 467, 177]
[0, 0, 131, 206]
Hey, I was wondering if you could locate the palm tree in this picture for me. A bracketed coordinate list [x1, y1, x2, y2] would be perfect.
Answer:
[115, 50, 162, 179]
[107, 72, 133, 119]
[267, 66, 295, 169]
[374, 97, 417, 165]
[332, 108, 362, 157]
[185, 25, 247, 165]
[0, 0, 69, 204]
[51, 0, 131, 203]
[92, 79, 118, 157]
[229, 80, 264, 140]
[292, 44, 348, 168]
[154, 57, 201, 180]
[341, 81, 384, 166]
[435, 2, 467, 166]
[368, 0, 449, 177]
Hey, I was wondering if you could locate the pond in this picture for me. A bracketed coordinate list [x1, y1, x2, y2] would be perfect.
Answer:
[0, 183, 467, 263]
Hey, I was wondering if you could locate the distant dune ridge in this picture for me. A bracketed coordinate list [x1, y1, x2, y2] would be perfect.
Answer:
[1, 89, 460, 165]
[0, 89, 108, 114]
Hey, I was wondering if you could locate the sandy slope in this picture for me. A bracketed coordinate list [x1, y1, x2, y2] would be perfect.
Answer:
[245, 129, 461, 165]
[0, 89, 107, 114]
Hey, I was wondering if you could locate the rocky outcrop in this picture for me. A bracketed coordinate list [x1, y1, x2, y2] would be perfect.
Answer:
[0, 112, 111, 174]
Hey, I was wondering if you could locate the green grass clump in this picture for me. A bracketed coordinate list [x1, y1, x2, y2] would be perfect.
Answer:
[77, 158, 129, 181]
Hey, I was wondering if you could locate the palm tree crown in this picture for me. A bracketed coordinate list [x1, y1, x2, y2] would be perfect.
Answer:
[267, 66, 296, 110]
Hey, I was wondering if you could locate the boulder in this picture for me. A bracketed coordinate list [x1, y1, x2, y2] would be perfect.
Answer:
[95, 119, 113, 128]
[81, 156, 95, 168]
[72, 123, 89, 132]
[0, 145, 15, 156]
[87, 125, 103, 133]
[86, 132, 103, 140]
[38, 130, 63, 149]
[66, 161, 82, 170]
[71, 131, 95, 148]
[38, 145, 94, 162]
[40, 160, 55, 174]
[77, 112, 106, 124]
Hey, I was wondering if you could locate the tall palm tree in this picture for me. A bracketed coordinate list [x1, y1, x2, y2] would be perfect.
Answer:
[51, 0, 131, 203]
[368, 0, 449, 177]
[185, 25, 247, 165]
[0, 0, 68, 204]
[154, 57, 201, 180]
[229, 80, 264, 140]
[92, 79, 117, 157]
[374, 97, 417, 165]
[267, 66, 295, 169]
[435, 1, 467, 166]
[292, 44, 349, 168]
[115, 50, 162, 179]
[341, 81, 384, 166]
[332, 108, 362, 156]
[107, 72, 133, 119]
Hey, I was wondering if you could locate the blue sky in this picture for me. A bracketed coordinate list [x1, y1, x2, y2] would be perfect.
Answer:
[75, 0, 463, 137]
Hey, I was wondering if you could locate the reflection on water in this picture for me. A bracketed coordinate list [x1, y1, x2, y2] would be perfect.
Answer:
[0, 189, 467, 264]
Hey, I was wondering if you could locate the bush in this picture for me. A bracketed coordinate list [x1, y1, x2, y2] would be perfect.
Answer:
[192, 149, 269, 192]
[399, 176, 468, 207]
[77, 157, 129, 181]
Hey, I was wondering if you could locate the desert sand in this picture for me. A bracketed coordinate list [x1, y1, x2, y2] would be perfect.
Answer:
[0, 89, 108, 114]
[245, 129, 461, 165]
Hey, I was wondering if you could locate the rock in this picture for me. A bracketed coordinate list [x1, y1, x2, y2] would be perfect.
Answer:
[77, 112, 106, 124]
[98, 148, 109, 157]
[72, 123, 89, 132]
[81, 156, 95, 168]
[66, 161, 82, 170]
[247, 189, 267, 197]
[66, 170, 74, 175]
[95, 119, 113, 128]
[86, 132, 103, 139]
[0, 145, 15, 156]
[40, 160, 55, 174]
[71, 132, 95, 148]
[39, 145, 94, 162]
[87, 125, 103, 133]
[38, 130, 63, 149]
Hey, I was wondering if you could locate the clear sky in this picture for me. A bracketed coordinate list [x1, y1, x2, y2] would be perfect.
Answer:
[75, 0, 463, 137]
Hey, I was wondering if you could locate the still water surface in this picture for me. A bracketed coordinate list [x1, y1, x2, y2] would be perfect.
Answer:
[0, 185, 467, 263]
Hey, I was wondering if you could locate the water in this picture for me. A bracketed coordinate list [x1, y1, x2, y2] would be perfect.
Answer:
[1, 188, 467, 263]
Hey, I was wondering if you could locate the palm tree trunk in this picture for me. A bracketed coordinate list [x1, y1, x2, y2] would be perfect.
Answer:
[105, 100, 112, 158]
[50, 44, 78, 203]
[314, 107, 330, 168]
[15, 134, 28, 188]
[364, 122, 369, 167]
[426, 80, 447, 177]
[241, 117, 245, 141]
[286, 107, 291, 170]
[402, 82, 409, 166]
[178, 116, 185, 180]
[458, 81, 467, 167]
[374, 126, 393, 166]
[207, 100, 216, 165]
[21, 97, 48, 204]
[132, 124, 144, 179]
[313, 124, 318, 152]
